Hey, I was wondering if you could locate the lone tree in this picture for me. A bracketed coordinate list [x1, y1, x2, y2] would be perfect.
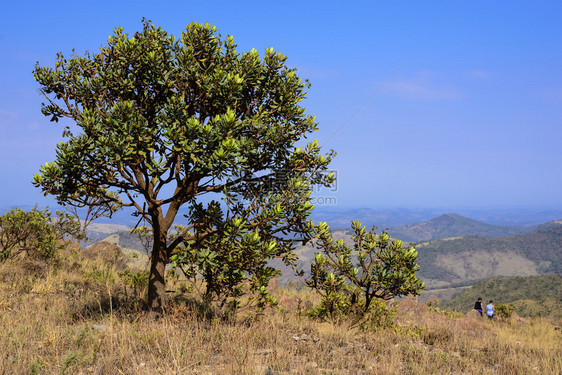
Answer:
[33, 20, 334, 313]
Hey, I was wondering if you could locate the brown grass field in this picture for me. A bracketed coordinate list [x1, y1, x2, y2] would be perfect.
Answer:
[1, 245, 561, 375]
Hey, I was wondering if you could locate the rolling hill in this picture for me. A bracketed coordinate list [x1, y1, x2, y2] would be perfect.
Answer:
[417, 222, 562, 291]
[89, 215, 562, 301]
[84, 222, 131, 245]
[283, 218, 562, 296]
[388, 213, 528, 243]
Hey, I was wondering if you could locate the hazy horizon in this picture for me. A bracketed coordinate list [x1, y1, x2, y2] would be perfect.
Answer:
[4, 202, 561, 229]
[2, 1, 561, 210]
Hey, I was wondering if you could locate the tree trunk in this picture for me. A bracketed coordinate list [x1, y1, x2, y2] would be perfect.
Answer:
[146, 201, 182, 316]
[147, 235, 167, 314]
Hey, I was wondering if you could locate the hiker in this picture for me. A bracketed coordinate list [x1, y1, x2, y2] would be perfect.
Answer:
[486, 300, 495, 319]
[473, 297, 483, 317]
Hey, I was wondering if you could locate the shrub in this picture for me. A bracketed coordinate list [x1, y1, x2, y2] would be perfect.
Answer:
[0, 206, 82, 261]
[360, 299, 398, 331]
[495, 303, 516, 319]
[306, 221, 424, 326]
[119, 268, 149, 299]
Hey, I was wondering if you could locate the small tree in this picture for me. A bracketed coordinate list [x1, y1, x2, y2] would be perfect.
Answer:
[0, 206, 82, 261]
[33, 20, 334, 313]
[306, 221, 424, 326]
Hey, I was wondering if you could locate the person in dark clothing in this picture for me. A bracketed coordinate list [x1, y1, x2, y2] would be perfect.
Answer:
[474, 297, 483, 317]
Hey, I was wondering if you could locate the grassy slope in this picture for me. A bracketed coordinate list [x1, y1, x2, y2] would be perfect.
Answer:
[1, 248, 561, 374]
[441, 275, 562, 319]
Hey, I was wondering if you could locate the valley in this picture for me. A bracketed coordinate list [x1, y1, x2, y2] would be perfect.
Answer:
[85, 212, 562, 311]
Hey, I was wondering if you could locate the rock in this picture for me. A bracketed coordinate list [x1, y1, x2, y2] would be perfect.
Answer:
[300, 333, 312, 341]
[83, 241, 127, 270]
[268, 277, 279, 294]
[278, 295, 302, 310]
[510, 311, 531, 324]
[305, 361, 318, 369]
[260, 367, 283, 375]
[92, 324, 110, 332]
[211, 354, 226, 362]
[291, 333, 319, 343]
[465, 309, 483, 320]
[397, 295, 428, 315]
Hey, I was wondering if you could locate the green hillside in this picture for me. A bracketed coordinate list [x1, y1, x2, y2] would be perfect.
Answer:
[389, 213, 528, 243]
[416, 224, 562, 288]
[441, 275, 562, 319]
[285, 221, 561, 291]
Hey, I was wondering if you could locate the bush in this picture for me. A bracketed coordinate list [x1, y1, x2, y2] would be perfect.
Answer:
[495, 303, 516, 319]
[0, 206, 82, 261]
[119, 268, 149, 300]
[361, 299, 398, 331]
[306, 221, 424, 327]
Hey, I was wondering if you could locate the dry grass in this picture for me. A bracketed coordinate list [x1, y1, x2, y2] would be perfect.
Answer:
[1, 247, 561, 375]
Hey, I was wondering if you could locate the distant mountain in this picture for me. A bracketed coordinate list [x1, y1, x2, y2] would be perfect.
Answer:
[440, 275, 562, 319]
[85, 222, 131, 245]
[389, 213, 529, 243]
[271, 216, 551, 287]
[90, 230, 148, 254]
[310, 207, 445, 229]
[308, 206, 562, 230]
[116, 231, 149, 253]
[417, 223, 562, 289]
[535, 219, 562, 231]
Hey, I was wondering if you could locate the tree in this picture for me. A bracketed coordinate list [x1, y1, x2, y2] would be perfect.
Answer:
[306, 221, 424, 326]
[33, 20, 334, 313]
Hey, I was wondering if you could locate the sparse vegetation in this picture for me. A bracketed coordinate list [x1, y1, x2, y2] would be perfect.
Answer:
[14, 14, 562, 375]
[0, 243, 560, 374]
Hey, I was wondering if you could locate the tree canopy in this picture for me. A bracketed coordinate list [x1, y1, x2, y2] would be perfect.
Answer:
[33, 20, 334, 313]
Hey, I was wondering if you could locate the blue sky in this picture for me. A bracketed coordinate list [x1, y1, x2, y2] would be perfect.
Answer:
[1, 1, 561, 210]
